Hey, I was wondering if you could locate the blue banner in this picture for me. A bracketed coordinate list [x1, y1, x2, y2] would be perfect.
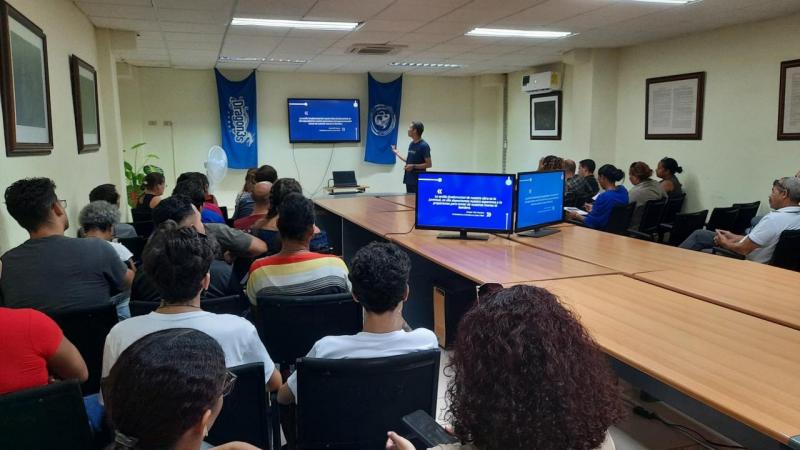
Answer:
[365, 74, 402, 164]
[215, 69, 257, 169]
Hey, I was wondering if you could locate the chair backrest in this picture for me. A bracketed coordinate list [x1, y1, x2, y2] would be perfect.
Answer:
[730, 201, 761, 235]
[255, 292, 362, 368]
[706, 206, 739, 232]
[220, 205, 230, 220]
[604, 202, 636, 235]
[49, 303, 118, 394]
[131, 220, 154, 237]
[636, 198, 668, 233]
[131, 210, 152, 224]
[660, 192, 686, 225]
[666, 210, 709, 246]
[205, 363, 269, 449]
[296, 350, 441, 449]
[130, 295, 249, 317]
[0, 381, 93, 450]
[118, 236, 147, 263]
[769, 229, 800, 271]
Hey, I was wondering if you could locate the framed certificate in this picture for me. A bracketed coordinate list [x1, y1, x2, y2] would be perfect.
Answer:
[778, 59, 800, 140]
[645, 72, 705, 140]
[530, 91, 562, 140]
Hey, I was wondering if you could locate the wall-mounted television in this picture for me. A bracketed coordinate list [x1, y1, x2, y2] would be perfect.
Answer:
[287, 98, 361, 143]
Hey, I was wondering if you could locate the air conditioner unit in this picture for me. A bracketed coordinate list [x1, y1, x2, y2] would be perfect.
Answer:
[521, 71, 562, 93]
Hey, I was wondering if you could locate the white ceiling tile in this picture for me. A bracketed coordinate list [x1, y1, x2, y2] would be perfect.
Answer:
[220, 35, 283, 58]
[156, 8, 231, 24]
[159, 21, 228, 33]
[137, 38, 166, 49]
[305, 0, 394, 21]
[235, 0, 316, 18]
[491, 0, 615, 27]
[163, 32, 224, 43]
[90, 17, 161, 31]
[375, 0, 466, 21]
[155, 0, 235, 11]
[167, 40, 221, 51]
[358, 20, 427, 33]
[76, 2, 156, 20]
[412, 21, 472, 35]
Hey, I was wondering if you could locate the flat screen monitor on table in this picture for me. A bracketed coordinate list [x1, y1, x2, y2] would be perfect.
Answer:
[515, 170, 565, 238]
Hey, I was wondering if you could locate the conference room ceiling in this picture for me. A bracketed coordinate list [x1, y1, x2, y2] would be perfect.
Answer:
[75, 0, 800, 76]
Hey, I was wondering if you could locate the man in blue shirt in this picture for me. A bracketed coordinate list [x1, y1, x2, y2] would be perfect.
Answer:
[392, 121, 432, 193]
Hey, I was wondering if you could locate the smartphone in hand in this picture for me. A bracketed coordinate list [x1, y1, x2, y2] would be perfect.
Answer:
[402, 410, 459, 447]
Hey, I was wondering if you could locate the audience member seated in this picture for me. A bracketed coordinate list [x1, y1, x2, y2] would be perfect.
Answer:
[104, 328, 259, 450]
[132, 172, 165, 214]
[246, 193, 349, 305]
[131, 196, 233, 302]
[628, 161, 666, 229]
[565, 159, 596, 208]
[387, 285, 622, 450]
[233, 181, 271, 230]
[579, 159, 601, 198]
[657, 157, 684, 197]
[277, 241, 438, 406]
[234, 168, 257, 215]
[680, 177, 800, 262]
[538, 154, 565, 171]
[566, 165, 628, 229]
[89, 184, 137, 238]
[103, 223, 281, 390]
[233, 165, 278, 220]
[173, 179, 267, 258]
[0, 178, 134, 316]
[177, 172, 225, 224]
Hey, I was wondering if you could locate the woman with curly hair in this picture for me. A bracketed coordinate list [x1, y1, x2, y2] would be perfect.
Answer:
[538, 154, 565, 171]
[388, 285, 624, 450]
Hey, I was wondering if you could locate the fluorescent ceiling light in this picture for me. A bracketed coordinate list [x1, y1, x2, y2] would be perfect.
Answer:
[630, 0, 700, 3]
[390, 62, 462, 68]
[218, 56, 308, 64]
[231, 18, 358, 30]
[218, 56, 264, 62]
[466, 28, 572, 38]
[265, 58, 308, 64]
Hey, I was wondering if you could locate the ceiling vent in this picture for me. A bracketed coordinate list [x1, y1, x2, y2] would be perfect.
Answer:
[347, 43, 406, 55]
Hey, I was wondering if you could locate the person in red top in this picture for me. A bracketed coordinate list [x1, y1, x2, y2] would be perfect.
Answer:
[233, 181, 271, 231]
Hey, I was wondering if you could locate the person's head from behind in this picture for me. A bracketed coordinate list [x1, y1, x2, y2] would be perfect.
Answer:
[255, 164, 278, 183]
[89, 184, 120, 206]
[769, 177, 800, 210]
[241, 168, 258, 193]
[143, 172, 166, 196]
[152, 195, 204, 234]
[656, 157, 682, 179]
[104, 328, 233, 450]
[447, 285, 624, 450]
[252, 181, 272, 208]
[408, 121, 424, 140]
[5, 177, 68, 234]
[267, 178, 303, 219]
[539, 155, 564, 171]
[563, 159, 576, 177]
[79, 201, 120, 241]
[349, 242, 410, 315]
[176, 172, 210, 195]
[579, 159, 596, 177]
[143, 222, 214, 304]
[628, 161, 654, 186]
[597, 164, 625, 189]
[172, 179, 205, 212]
[276, 193, 314, 248]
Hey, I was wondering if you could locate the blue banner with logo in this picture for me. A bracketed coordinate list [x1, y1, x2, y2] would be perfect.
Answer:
[215, 69, 257, 169]
[365, 74, 403, 164]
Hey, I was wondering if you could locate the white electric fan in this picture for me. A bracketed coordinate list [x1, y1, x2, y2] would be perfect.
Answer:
[205, 145, 228, 194]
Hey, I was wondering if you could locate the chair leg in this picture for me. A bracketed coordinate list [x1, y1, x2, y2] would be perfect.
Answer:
[269, 392, 282, 450]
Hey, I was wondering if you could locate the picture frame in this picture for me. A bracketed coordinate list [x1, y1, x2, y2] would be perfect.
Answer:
[530, 91, 562, 140]
[70, 55, 101, 153]
[645, 72, 705, 140]
[778, 59, 800, 140]
[0, 2, 53, 155]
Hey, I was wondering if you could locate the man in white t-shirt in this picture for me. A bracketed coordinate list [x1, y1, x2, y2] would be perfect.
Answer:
[102, 221, 281, 390]
[278, 242, 439, 406]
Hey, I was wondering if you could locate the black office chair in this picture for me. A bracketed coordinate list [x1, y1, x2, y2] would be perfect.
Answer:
[659, 192, 686, 228]
[206, 363, 271, 450]
[730, 201, 761, 235]
[770, 229, 800, 271]
[220, 206, 230, 220]
[295, 350, 441, 450]
[604, 202, 636, 235]
[131, 209, 153, 223]
[131, 220, 154, 237]
[629, 198, 668, 241]
[0, 381, 93, 450]
[254, 292, 362, 370]
[49, 303, 118, 395]
[118, 236, 147, 263]
[130, 295, 248, 317]
[705, 206, 739, 232]
[661, 210, 709, 246]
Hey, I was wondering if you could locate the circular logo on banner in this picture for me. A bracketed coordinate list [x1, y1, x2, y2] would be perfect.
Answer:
[370, 104, 397, 137]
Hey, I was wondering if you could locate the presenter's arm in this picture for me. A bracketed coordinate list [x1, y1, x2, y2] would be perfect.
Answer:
[391, 145, 407, 162]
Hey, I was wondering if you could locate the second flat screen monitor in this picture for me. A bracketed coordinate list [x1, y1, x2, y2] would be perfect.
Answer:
[515, 170, 565, 237]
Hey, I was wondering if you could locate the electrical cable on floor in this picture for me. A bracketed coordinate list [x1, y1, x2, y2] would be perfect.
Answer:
[631, 405, 746, 450]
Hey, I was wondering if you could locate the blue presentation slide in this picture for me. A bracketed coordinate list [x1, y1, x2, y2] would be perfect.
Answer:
[417, 173, 515, 232]
[288, 99, 360, 142]
[516, 171, 564, 229]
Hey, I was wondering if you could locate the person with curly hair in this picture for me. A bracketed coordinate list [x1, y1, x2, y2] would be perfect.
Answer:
[388, 285, 624, 450]
[538, 154, 565, 171]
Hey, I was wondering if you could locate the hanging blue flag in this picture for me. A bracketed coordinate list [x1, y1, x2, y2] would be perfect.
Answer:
[215, 69, 258, 169]
[365, 73, 403, 164]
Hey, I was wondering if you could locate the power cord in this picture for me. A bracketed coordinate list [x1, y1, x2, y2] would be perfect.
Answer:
[292, 143, 336, 198]
[632, 405, 745, 450]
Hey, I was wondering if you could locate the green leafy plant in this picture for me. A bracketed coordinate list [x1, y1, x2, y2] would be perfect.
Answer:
[123, 142, 164, 208]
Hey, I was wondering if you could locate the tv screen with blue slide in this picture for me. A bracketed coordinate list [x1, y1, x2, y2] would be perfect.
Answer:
[416, 172, 516, 233]
[515, 170, 565, 232]
[287, 98, 360, 143]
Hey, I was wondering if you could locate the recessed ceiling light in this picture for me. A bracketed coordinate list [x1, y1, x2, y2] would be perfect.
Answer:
[390, 62, 462, 68]
[218, 56, 265, 62]
[466, 28, 572, 38]
[231, 18, 359, 31]
[265, 58, 308, 64]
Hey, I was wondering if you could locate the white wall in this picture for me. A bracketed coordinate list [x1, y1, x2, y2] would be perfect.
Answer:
[118, 68, 504, 208]
[0, 0, 122, 251]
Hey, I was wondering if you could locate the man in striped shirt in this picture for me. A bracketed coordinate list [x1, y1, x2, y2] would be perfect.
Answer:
[246, 193, 349, 304]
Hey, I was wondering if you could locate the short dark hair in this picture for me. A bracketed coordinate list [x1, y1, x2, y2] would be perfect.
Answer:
[598, 164, 625, 183]
[255, 165, 278, 183]
[104, 328, 227, 450]
[172, 180, 205, 210]
[143, 172, 165, 190]
[4, 177, 58, 232]
[89, 184, 120, 205]
[659, 157, 683, 175]
[410, 121, 424, 136]
[348, 242, 410, 314]
[579, 159, 596, 173]
[79, 201, 120, 232]
[267, 178, 303, 219]
[176, 172, 209, 192]
[152, 196, 195, 227]
[142, 222, 214, 302]
[277, 193, 314, 242]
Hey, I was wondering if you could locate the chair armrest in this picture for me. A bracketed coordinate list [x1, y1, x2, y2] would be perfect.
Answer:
[712, 247, 746, 260]
[628, 230, 656, 241]
[658, 223, 673, 231]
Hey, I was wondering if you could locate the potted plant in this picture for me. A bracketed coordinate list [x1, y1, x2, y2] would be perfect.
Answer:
[123, 142, 164, 208]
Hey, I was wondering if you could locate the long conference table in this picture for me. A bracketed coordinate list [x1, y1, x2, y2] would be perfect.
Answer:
[313, 194, 800, 450]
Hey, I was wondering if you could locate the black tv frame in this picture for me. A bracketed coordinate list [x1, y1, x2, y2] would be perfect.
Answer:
[287, 98, 361, 144]
[513, 169, 565, 237]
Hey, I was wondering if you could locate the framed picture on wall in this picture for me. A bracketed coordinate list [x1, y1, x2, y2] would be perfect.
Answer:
[0, 2, 53, 155]
[778, 59, 800, 140]
[530, 91, 562, 140]
[70, 55, 100, 153]
[645, 72, 705, 140]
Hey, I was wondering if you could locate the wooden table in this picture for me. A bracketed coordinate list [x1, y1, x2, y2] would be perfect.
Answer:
[377, 194, 416, 209]
[531, 275, 800, 449]
[315, 196, 411, 216]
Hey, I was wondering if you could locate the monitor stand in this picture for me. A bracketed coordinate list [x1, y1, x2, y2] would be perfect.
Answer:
[516, 227, 560, 238]
[437, 230, 490, 241]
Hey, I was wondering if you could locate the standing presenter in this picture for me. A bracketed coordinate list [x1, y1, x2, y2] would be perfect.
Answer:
[392, 121, 432, 193]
